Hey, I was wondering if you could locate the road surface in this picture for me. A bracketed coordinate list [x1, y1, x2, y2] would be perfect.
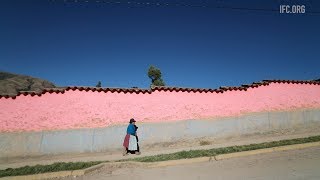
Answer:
[60, 146, 320, 180]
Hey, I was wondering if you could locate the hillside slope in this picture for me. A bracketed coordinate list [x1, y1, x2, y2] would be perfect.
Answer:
[0, 72, 56, 95]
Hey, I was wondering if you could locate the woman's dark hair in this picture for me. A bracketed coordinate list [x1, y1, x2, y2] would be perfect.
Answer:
[129, 118, 136, 123]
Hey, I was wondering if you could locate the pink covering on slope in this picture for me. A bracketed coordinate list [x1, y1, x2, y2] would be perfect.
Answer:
[0, 83, 319, 132]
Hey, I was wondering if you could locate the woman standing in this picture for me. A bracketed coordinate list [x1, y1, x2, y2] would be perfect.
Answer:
[123, 118, 140, 156]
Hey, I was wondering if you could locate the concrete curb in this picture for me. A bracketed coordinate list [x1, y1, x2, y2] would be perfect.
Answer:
[2, 141, 320, 179]
[0, 163, 107, 180]
[214, 141, 320, 161]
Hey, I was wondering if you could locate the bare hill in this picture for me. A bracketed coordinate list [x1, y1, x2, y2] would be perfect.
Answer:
[0, 72, 56, 95]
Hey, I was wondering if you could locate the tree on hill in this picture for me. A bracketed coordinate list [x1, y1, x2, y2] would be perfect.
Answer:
[148, 65, 165, 87]
[96, 81, 102, 87]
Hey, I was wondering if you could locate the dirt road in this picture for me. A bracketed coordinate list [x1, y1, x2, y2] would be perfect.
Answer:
[63, 146, 320, 180]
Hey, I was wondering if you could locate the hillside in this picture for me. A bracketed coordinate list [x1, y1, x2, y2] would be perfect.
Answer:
[0, 72, 56, 95]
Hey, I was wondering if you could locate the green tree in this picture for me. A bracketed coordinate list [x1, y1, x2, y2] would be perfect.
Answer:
[96, 81, 102, 87]
[148, 65, 165, 86]
[153, 78, 165, 86]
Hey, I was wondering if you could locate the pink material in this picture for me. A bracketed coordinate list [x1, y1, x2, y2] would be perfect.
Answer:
[0, 83, 320, 132]
[123, 134, 130, 148]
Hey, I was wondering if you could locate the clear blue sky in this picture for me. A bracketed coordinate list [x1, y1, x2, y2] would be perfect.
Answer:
[1, 0, 319, 88]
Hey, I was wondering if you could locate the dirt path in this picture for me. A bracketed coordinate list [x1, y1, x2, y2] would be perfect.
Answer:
[1, 126, 320, 170]
[63, 146, 320, 180]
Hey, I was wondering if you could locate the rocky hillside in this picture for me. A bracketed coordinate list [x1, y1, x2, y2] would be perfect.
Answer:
[0, 72, 56, 95]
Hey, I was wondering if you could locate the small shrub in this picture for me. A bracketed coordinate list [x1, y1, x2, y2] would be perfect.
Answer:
[199, 140, 211, 146]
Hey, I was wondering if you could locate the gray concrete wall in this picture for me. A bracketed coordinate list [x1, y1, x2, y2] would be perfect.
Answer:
[0, 109, 319, 159]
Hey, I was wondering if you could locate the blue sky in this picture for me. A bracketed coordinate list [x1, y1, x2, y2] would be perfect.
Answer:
[1, 0, 319, 88]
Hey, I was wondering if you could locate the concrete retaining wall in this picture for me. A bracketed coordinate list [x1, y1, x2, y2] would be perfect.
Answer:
[1, 109, 319, 159]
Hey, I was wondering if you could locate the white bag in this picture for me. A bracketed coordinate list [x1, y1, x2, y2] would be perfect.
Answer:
[128, 135, 138, 151]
